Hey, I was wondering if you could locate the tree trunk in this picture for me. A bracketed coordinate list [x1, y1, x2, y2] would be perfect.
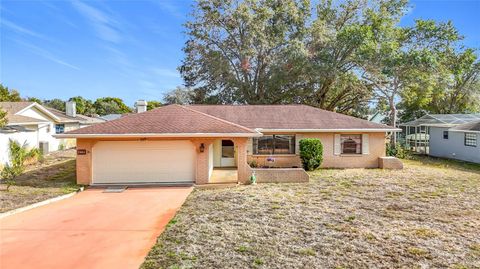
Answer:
[389, 98, 397, 146]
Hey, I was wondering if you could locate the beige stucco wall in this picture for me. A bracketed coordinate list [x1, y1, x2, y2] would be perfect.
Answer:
[75, 137, 250, 185]
[247, 132, 386, 169]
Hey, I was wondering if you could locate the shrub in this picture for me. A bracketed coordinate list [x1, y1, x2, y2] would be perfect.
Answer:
[386, 142, 411, 159]
[1, 139, 40, 191]
[299, 138, 323, 171]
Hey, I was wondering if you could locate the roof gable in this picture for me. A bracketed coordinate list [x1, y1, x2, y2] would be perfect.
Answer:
[0, 102, 60, 124]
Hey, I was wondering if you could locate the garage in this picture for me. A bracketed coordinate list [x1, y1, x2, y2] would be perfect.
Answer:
[92, 140, 196, 184]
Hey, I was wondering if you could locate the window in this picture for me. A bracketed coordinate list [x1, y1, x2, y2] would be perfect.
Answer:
[221, 140, 234, 158]
[55, 124, 65, 134]
[465, 133, 477, 147]
[253, 135, 295, 155]
[443, 131, 449, 139]
[341, 134, 362, 154]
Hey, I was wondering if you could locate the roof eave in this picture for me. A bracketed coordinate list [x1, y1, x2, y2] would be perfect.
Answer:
[255, 128, 402, 133]
[54, 132, 263, 139]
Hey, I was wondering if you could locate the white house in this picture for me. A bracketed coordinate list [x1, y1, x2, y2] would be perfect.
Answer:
[429, 120, 480, 164]
[0, 101, 104, 166]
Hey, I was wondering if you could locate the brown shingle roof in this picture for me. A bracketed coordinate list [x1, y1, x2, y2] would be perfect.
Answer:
[189, 105, 394, 130]
[46, 107, 105, 124]
[0, 102, 49, 124]
[65, 104, 258, 135]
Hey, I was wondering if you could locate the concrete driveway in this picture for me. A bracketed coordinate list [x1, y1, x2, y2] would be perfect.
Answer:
[0, 187, 192, 269]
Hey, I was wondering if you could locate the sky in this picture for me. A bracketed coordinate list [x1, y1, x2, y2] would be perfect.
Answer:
[0, 0, 479, 107]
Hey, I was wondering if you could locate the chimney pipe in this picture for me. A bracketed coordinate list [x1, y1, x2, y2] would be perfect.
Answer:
[135, 100, 148, 113]
[66, 101, 76, 117]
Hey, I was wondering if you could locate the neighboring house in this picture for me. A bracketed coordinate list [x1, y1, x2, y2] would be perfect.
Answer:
[399, 113, 480, 155]
[0, 101, 103, 165]
[57, 104, 400, 186]
[429, 120, 480, 163]
[99, 114, 123, 121]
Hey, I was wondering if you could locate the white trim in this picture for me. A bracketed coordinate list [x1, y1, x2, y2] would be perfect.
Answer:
[16, 103, 61, 122]
[449, 129, 480, 134]
[256, 128, 402, 133]
[54, 132, 263, 138]
[6, 121, 50, 126]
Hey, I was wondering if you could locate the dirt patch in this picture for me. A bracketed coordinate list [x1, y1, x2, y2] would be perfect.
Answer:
[0, 149, 79, 213]
[142, 157, 480, 268]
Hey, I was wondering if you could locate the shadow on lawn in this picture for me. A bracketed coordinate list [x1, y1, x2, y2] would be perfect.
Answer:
[14, 159, 78, 189]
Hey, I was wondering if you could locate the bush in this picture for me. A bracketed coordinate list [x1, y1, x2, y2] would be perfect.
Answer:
[299, 138, 323, 171]
[386, 142, 411, 159]
[1, 139, 40, 190]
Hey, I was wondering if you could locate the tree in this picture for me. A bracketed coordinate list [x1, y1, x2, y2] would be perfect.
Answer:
[25, 97, 43, 104]
[1, 139, 40, 191]
[69, 96, 96, 116]
[180, 0, 310, 105]
[362, 18, 461, 143]
[43, 99, 66, 111]
[399, 48, 480, 121]
[0, 108, 7, 128]
[0, 84, 21, 102]
[93, 97, 132, 116]
[147, 100, 162, 110]
[163, 87, 195, 104]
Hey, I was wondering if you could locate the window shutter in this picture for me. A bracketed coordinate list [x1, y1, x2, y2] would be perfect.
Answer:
[247, 138, 253, 155]
[295, 134, 302, 154]
[334, 134, 341, 155]
[362, 134, 369, 154]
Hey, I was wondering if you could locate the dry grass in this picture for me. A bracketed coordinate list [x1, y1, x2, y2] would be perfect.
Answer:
[142, 156, 480, 268]
[0, 149, 79, 213]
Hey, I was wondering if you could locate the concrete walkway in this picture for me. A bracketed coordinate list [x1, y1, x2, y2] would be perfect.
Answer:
[0, 187, 192, 269]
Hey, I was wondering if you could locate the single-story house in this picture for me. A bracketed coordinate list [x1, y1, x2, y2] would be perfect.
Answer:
[429, 120, 480, 163]
[57, 104, 400, 185]
[0, 101, 103, 165]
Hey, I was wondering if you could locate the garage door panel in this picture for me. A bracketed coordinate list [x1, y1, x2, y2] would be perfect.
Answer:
[92, 140, 196, 184]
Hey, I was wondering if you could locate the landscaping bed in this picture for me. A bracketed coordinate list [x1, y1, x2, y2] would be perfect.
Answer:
[142, 156, 480, 268]
[0, 149, 79, 213]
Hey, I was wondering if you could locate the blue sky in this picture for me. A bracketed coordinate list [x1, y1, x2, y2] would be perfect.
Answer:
[1, 0, 479, 106]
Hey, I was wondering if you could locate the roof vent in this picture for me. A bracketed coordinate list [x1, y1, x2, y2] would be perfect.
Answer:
[135, 100, 148, 113]
[66, 101, 76, 117]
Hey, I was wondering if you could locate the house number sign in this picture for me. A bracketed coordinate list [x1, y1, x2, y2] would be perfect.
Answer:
[77, 149, 87, 155]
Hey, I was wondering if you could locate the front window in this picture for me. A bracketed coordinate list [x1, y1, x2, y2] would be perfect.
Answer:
[55, 124, 65, 134]
[464, 133, 477, 147]
[253, 135, 295, 155]
[341, 134, 362, 154]
[443, 131, 449, 139]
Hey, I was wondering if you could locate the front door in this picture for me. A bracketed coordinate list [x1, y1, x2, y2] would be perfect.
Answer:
[220, 140, 235, 167]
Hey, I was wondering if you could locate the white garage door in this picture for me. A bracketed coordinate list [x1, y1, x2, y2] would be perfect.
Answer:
[92, 140, 196, 184]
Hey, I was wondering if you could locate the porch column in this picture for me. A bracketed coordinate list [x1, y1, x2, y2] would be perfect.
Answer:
[191, 140, 213, 185]
[233, 138, 250, 184]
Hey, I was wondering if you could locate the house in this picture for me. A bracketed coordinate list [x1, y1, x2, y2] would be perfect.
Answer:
[428, 120, 480, 163]
[0, 101, 104, 165]
[399, 113, 480, 155]
[56, 104, 400, 185]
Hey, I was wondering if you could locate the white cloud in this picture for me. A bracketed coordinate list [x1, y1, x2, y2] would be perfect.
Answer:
[71, 0, 121, 43]
[1, 19, 47, 40]
[12, 39, 80, 70]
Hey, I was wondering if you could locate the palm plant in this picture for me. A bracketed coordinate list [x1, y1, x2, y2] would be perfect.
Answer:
[1, 139, 40, 191]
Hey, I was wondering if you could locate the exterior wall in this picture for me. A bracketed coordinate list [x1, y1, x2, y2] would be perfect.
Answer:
[0, 129, 38, 166]
[430, 127, 480, 163]
[76, 139, 94, 185]
[212, 139, 222, 167]
[253, 168, 309, 183]
[208, 144, 214, 179]
[247, 132, 386, 168]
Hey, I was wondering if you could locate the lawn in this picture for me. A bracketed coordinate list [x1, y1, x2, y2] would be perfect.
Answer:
[142, 157, 480, 268]
[0, 149, 79, 213]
